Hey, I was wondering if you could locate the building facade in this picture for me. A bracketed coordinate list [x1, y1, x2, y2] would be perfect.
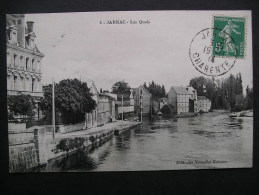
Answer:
[168, 86, 197, 114]
[97, 93, 115, 126]
[84, 80, 99, 129]
[196, 96, 211, 112]
[133, 86, 151, 116]
[83, 79, 115, 129]
[6, 14, 44, 118]
[159, 98, 168, 110]
[115, 90, 135, 119]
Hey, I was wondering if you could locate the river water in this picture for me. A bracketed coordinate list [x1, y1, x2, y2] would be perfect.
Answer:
[38, 110, 253, 172]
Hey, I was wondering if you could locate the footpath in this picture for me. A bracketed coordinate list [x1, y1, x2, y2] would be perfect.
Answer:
[53, 120, 141, 139]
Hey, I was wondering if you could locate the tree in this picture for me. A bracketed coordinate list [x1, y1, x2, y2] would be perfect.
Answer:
[143, 82, 147, 89]
[189, 76, 208, 96]
[40, 78, 97, 124]
[245, 85, 253, 109]
[111, 80, 131, 94]
[8, 94, 36, 120]
[189, 72, 245, 110]
[144, 81, 166, 99]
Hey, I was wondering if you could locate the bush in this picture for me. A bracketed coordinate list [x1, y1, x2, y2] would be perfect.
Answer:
[198, 110, 205, 114]
[160, 104, 173, 115]
[56, 137, 87, 152]
[89, 136, 95, 143]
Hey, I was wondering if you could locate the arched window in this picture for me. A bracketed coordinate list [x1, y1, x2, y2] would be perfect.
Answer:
[25, 58, 29, 70]
[20, 55, 23, 69]
[32, 59, 35, 71]
[20, 76, 25, 91]
[13, 54, 17, 69]
[13, 76, 18, 90]
[37, 60, 41, 73]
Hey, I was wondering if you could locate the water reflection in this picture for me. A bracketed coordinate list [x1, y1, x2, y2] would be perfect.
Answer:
[115, 129, 132, 151]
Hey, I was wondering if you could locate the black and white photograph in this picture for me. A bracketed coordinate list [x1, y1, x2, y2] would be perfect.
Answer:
[6, 11, 253, 172]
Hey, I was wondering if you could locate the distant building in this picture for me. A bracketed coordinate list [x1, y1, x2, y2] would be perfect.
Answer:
[115, 89, 135, 119]
[133, 86, 151, 116]
[168, 86, 197, 114]
[103, 92, 117, 100]
[6, 14, 44, 118]
[82, 78, 115, 129]
[83, 80, 99, 128]
[159, 98, 168, 110]
[98, 93, 116, 126]
[196, 96, 211, 112]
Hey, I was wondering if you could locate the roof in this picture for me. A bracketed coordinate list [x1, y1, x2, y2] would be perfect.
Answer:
[133, 85, 151, 95]
[99, 93, 116, 100]
[80, 77, 99, 95]
[197, 96, 210, 101]
[171, 86, 190, 95]
[117, 93, 131, 100]
[103, 92, 117, 100]
[170, 86, 197, 95]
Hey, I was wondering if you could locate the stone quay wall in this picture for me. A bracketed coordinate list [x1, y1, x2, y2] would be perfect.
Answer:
[8, 123, 47, 172]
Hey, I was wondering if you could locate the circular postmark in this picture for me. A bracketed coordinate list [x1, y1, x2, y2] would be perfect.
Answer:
[189, 28, 237, 77]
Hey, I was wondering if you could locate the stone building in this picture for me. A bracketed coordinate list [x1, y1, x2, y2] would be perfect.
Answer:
[82, 79, 115, 129]
[196, 96, 211, 112]
[159, 98, 168, 110]
[133, 85, 151, 116]
[83, 80, 98, 129]
[97, 93, 115, 126]
[168, 86, 197, 114]
[115, 90, 135, 119]
[6, 14, 44, 118]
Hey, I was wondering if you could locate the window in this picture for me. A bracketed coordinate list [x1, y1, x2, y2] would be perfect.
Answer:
[14, 76, 17, 90]
[26, 58, 29, 70]
[37, 60, 40, 72]
[32, 59, 35, 71]
[20, 56, 23, 69]
[32, 78, 35, 92]
[13, 54, 17, 68]
[20, 77, 25, 91]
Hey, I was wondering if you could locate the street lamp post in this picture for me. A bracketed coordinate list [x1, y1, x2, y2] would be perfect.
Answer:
[139, 88, 142, 123]
[52, 78, 55, 140]
[121, 94, 123, 127]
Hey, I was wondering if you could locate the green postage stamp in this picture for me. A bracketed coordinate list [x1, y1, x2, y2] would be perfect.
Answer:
[213, 16, 245, 58]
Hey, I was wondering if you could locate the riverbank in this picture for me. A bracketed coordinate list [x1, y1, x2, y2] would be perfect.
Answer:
[45, 120, 141, 161]
[175, 112, 199, 118]
[230, 110, 253, 117]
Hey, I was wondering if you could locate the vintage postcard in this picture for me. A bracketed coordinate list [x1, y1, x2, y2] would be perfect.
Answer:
[6, 11, 253, 172]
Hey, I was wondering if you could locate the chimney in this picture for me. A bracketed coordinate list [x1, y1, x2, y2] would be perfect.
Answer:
[17, 15, 25, 47]
[27, 21, 34, 33]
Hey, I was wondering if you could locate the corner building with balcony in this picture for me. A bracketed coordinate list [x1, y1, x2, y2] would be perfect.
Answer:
[6, 14, 44, 117]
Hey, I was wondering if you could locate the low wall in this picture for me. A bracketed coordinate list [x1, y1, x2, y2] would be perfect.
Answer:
[8, 130, 34, 146]
[8, 123, 26, 132]
[8, 123, 47, 172]
[58, 122, 85, 134]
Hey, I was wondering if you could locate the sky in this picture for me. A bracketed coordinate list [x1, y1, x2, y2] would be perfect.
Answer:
[26, 11, 253, 93]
